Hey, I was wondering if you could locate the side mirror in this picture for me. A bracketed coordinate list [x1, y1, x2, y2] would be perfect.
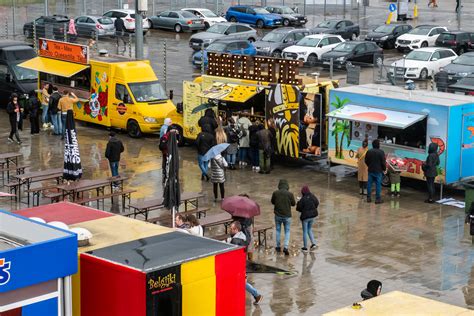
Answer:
[5, 73, 12, 83]
[283, 39, 288, 43]
[224, 31, 229, 35]
[318, 43, 323, 48]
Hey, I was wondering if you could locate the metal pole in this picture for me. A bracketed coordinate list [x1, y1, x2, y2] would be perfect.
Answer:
[163, 41, 167, 92]
[152, 0, 155, 15]
[324, 0, 327, 19]
[82, 0, 86, 15]
[303, 0, 306, 16]
[45, 0, 49, 16]
[129, 33, 132, 58]
[343, 0, 346, 18]
[101, 0, 104, 15]
[330, 58, 333, 79]
[135, 0, 144, 59]
[12, 0, 16, 37]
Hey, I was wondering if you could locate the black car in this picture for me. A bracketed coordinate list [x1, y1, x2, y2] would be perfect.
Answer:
[264, 5, 307, 26]
[311, 19, 360, 40]
[365, 24, 412, 49]
[446, 75, 474, 95]
[435, 52, 474, 86]
[435, 31, 473, 55]
[321, 41, 383, 68]
[23, 15, 69, 39]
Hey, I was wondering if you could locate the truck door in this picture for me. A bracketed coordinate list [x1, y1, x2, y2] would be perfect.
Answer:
[461, 113, 474, 179]
[109, 82, 133, 129]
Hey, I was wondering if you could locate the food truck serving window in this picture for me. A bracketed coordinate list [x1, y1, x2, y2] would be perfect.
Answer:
[40, 68, 90, 91]
[128, 80, 167, 102]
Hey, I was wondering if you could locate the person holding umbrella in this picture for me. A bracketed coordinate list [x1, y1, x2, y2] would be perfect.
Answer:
[210, 153, 228, 201]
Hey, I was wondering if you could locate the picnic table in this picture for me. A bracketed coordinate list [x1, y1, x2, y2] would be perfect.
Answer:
[57, 176, 127, 202]
[0, 152, 22, 179]
[200, 213, 233, 235]
[13, 168, 63, 205]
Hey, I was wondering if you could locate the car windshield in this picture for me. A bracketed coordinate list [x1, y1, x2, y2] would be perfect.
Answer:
[181, 11, 197, 18]
[98, 17, 113, 24]
[200, 9, 218, 17]
[405, 50, 431, 61]
[409, 27, 431, 35]
[206, 42, 227, 52]
[333, 42, 357, 52]
[374, 25, 395, 33]
[280, 7, 295, 14]
[254, 8, 270, 14]
[296, 37, 320, 47]
[207, 24, 227, 34]
[11, 63, 37, 81]
[452, 55, 474, 66]
[129, 81, 167, 102]
[262, 32, 286, 42]
[317, 20, 338, 28]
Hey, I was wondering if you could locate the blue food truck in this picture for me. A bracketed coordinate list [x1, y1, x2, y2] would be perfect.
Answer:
[327, 84, 474, 186]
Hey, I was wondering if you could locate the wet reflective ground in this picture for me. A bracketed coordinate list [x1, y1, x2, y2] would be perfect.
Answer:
[0, 113, 473, 315]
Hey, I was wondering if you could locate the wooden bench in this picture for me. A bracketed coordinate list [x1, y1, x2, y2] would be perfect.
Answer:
[76, 189, 136, 210]
[146, 207, 209, 226]
[0, 165, 28, 184]
[128, 198, 164, 220]
[253, 224, 273, 248]
[44, 191, 64, 203]
[5, 180, 20, 201]
[25, 185, 60, 206]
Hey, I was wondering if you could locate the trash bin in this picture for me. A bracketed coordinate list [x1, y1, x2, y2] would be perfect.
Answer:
[462, 182, 474, 214]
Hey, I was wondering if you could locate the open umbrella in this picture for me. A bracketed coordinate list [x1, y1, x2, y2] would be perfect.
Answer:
[221, 195, 260, 218]
[191, 102, 214, 114]
[163, 131, 180, 228]
[63, 110, 82, 181]
[202, 143, 230, 162]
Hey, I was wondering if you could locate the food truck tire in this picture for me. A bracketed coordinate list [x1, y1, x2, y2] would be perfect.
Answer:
[382, 174, 390, 187]
[127, 120, 142, 138]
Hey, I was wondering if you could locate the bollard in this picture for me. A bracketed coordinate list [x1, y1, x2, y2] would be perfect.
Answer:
[128, 33, 132, 58]
[163, 40, 167, 92]
[200, 44, 205, 75]
[5, 19, 8, 39]
[329, 58, 333, 79]
[64, 22, 68, 42]
[33, 22, 37, 52]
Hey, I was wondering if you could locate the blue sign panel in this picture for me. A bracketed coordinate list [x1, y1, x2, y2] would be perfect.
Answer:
[389, 3, 397, 11]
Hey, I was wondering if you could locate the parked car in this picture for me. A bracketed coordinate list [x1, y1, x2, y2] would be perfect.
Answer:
[103, 9, 150, 33]
[225, 6, 282, 28]
[149, 10, 205, 33]
[311, 19, 360, 40]
[23, 15, 69, 39]
[320, 41, 383, 68]
[264, 5, 307, 26]
[253, 27, 309, 57]
[192, 39, 256, 69]
[189, 22, 257, 50]
[74, 16, 115, 38]
[446, 75, 474, 95]
[435, 52, 474, 85]
[283, 34, 344, 66]
[181, 8, 226, 29]
[395, 25, 447, 51]
[390, 47, 457, 79]
[365, 24, 412, 49]
[435, 31, 473, 55]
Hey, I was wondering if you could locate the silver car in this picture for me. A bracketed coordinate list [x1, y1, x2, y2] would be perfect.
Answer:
[149, 10, 205, 33]
[189, 22, 257, 50]
[75, 16, 115, 37]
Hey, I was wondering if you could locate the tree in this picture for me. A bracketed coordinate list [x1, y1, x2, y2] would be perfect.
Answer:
[330, 96, 350, 159]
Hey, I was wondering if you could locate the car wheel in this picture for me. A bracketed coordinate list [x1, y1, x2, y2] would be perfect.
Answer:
[272, 50, 282, 58]
[248, 37, 256, 42]
[283, 19, 290, 26]
[382, 174, 390, 187]
[229, 16, 237, 23]
[419, 68, 428, 80]
[127, 120, 142, 138]
[459, 47, 465, 55]
[256, 19, 264, 29]
[204, 22, 210, 29]
[308, 54, 318, 67]
[421, 41, 428, 48]
[351, 33, 357, 41]
[174, 24, 182, 33]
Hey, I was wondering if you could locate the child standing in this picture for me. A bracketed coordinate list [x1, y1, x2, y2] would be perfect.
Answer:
[388, 168, 401, 197]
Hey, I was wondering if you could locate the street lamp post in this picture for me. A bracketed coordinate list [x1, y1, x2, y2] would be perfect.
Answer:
[135, 0, 147, 59]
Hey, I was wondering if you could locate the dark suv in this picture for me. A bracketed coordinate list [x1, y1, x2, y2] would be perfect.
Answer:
[435, 31, 473, 55]
[23, 15, 70, 39]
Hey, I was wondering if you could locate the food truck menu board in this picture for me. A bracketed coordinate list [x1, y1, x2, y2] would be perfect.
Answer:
[351, 121, 378, 142]
[38, 38, 89, 64]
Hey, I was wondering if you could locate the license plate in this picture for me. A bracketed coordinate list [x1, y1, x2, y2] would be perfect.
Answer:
[192, 43, 200, 46]
[193, 21, 201, 24]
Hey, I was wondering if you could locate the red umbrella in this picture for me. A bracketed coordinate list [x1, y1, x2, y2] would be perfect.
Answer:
[221, 195, 260, 218]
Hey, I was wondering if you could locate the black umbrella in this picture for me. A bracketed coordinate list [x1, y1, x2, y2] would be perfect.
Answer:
[163, 131, 180, 228]
[63, 110, 82, 181]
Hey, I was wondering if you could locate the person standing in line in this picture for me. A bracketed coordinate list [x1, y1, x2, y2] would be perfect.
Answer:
[196, 125, 216, 181]
[215, 126, 227, 144]
[356, 139, 369, 196]
[6, 93, 22, 144]
[267, 118, 277, 170]
[271, 179, 296, 256]
[423, 142, 440, 203]
[198, 108, 218, 136]
[296, 185, 319, 253]
[210, 153, 227, 201]
[224, 117, 242, 170]
[248, 122, 261, 172]
[237, 112, 251, 168]
[58, 90, 79, 139]
[28, 91, 41, 135]
[105, 132, 125, 184]
[365, 139, 386, 204]
[41, 83, 52, 130]
[257, 124, 273, 174]
[48, 86, 62, 136]
[160, 118, 172, 138]
[114, 15, 127, 53]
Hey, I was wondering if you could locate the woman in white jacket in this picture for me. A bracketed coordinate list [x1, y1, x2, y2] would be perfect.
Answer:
[187, 214, 204, 237]
[210, 154, 228, 201]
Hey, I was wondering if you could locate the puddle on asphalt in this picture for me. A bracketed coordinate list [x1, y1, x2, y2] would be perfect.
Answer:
[247, 261, 297, 276]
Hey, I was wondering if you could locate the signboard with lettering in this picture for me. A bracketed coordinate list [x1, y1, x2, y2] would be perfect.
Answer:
[207, 53, 303, 85]
[146, 265, 181, 316]
[38, 38, 89, 64]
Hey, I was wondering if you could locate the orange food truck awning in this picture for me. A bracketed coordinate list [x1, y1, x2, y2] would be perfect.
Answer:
[18, 57, 89, 77]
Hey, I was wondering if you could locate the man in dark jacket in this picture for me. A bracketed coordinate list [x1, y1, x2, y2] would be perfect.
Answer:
[196, 125, 216, 181]
[28, 91, 40, 135]
[249, 123, 261, 171]
[198, 109, 218, 135]
[105, 132, 124, 182]
[361, 280, 382, 300]
[257, 126, 273, 174]
[271, 179, 296, 255]
[423, 142, 440, 203]
[48, 87, 62, 136]
[114, 16, 127, 53]
[365, 139, 386, 204]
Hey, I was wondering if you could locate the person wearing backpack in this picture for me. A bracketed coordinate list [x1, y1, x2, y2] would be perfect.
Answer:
[48, 86, 62, 136]
[296, 185, 319, 253]
[224, 117, 242, 170]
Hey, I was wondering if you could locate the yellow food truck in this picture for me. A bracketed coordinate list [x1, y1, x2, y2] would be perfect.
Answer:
[182, 53, 337, 159]
[19, 39, 181, 137]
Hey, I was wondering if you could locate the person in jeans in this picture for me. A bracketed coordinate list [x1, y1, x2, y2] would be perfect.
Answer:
[224, 117, 242, 170]
[6, 93, 22, 144]
[41, 83, 51, 130]
[48, 86, 62, 136]
[423, 142, 440, 203]
[105, 132, 124, 184]
[58, 90, 79, 139]
[296, 185, 319, 253]
[248, 122, 261, 172]
[237, 112, 251, 168]
[365, 139, 386, 204]
[196, 125, 216, 181]
[271, 179, 296, 255]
